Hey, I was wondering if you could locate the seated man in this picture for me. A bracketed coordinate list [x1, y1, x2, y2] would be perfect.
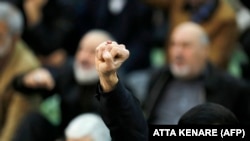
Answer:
[12, 30, 114, 141]
[142, 21, 250, 125]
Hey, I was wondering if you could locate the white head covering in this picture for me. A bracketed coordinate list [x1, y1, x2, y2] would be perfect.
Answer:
[65, 113, 111, 141]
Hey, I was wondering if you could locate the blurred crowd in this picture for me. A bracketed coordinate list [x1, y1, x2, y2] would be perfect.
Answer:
[0, 0, 250, 141]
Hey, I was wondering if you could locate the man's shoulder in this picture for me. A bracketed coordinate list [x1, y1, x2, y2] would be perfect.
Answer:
[205, 64, 249, 88]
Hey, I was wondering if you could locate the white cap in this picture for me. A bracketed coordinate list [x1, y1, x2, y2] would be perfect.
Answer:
[65, 113, 111, 141]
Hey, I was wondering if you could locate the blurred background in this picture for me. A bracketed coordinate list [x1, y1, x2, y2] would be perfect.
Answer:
[1, 0, 250, 141]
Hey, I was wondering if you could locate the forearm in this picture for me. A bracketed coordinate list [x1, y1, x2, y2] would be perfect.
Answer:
[12, 74, 35, 94]
[99, 72, 118, 93]
[95, 41, 145, 140]
[97, 80, 148, 141]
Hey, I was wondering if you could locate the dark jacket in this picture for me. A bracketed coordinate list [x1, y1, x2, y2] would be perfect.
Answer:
[96, 80, 149, 141]
[8, 0, 74, 55]
[143, 63, 250, 124]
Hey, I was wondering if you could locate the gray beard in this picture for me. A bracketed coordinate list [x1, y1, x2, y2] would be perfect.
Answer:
[73, 61, 99, 85]
[170, 64, 191, 79]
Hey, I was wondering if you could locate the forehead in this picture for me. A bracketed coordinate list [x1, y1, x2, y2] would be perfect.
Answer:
[171, 26, 201, 43]
[79, 34, 110, 50]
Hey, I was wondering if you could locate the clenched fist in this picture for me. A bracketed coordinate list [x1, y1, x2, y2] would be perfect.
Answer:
[95, 41, 129, 92]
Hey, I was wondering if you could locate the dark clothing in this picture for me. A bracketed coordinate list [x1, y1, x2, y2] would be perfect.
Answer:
[178, 103, 240, 125]
[143, 63, 250, 125]
[8, 0, 75, 55]
[12, 112, 58, 141]
[12, 59, 100, 139]
[152, 79, 205, 124]
[240, 0, 250, 10]
[96, 80, 149, 141]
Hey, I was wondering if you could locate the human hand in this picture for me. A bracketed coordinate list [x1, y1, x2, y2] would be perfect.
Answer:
[23, 68, 55, 90]
[95, 41, 129, 92]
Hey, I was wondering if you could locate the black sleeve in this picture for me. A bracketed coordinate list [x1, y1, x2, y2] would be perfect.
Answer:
[96, 80, 149, 141]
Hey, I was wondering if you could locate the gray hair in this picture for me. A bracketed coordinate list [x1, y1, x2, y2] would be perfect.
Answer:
[0, 2, 23, 35]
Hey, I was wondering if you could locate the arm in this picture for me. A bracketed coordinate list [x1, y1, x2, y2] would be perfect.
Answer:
[95, 41, 148, 141]
[12, 68, 55, 97]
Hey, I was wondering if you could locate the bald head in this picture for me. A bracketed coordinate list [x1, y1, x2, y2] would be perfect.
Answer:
[74, 30, 114, 84]
[79, 30, 114, 50]
[76, 29, 114, 64]
[169, 22, 210, 80]
[173, 22, 210, 47]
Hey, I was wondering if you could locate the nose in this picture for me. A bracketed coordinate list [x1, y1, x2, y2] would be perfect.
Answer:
[78, 49, 89, 59]
[171, 45, 183, 56]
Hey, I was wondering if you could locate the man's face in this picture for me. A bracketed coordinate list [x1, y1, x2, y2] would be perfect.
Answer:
[75, 37, 96, 71]
[168, 26, 208, 79]
[0, 21, 12, 59]
[74, 34, 107, 84]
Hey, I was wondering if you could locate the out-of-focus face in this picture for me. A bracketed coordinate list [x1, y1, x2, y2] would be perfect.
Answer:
[75, 35, 97, 71]
[0, 21, 12, 59]
[168, 23, 208, 80]
[74, 32, 111, 84]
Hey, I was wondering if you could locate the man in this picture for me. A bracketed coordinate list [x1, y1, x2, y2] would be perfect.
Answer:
[0, 2, 40, 141]
[95, 41, 148, 141]
[142, 22, 250, 125]
[12, 30, 114, 141]
[142, 0, 238, 70]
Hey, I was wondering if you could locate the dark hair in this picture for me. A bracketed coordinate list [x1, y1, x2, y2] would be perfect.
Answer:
[178, 103, 239, 125]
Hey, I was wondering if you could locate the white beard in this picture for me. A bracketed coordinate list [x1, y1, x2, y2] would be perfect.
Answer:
[73, 61, 99, 85]
[170, 64, 191, 79]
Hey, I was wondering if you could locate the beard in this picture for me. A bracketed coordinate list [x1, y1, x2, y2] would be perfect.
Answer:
[170, 63, 191, 79]
[73, 61, 99, 85]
